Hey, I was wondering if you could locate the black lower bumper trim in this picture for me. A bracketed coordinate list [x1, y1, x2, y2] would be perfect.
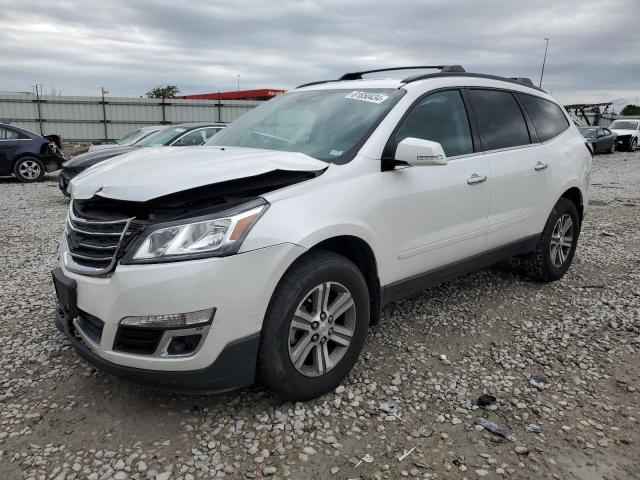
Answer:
[62, 318, 260, 394]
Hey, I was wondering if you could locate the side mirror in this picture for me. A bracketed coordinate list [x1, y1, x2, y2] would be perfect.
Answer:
[395, 137, 448, 166]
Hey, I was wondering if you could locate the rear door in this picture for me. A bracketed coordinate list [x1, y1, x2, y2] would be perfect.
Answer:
[376, 89, 491, 283]
[0, 126, 26, 173]
[466, 88, 550, 249]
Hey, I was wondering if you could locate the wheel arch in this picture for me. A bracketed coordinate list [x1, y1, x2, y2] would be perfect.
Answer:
[560, 186, 584, 223]
[302, 235, 382, 326]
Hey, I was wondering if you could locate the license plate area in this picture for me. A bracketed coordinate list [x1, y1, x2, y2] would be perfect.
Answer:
[52, 267, 78, 322]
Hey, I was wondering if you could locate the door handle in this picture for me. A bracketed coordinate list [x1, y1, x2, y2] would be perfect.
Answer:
[534, 161, 548, 171]
[467, 173, 487, 185]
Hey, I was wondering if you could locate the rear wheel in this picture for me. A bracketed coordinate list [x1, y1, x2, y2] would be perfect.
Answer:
[591, 142, 597, 154]
[14, 156, 45, 182]
[522, 198, 580, 282]
[607, 142, 615, 154]
[257, 250, 370, 400]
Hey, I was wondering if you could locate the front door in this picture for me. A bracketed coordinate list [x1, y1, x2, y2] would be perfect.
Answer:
[374, 89, 490, 284]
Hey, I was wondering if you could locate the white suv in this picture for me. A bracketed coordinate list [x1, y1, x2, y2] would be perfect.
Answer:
[52, 66, 591, 400]
[608, 118, 640, 151]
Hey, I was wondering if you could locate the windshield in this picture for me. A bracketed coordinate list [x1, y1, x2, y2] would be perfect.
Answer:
[136, 127, 186, 146]
[116, 128, 145, 145]
[579, 127, 597, 138]
[206, 89, 404, 163]
[610, 120, 639, 130]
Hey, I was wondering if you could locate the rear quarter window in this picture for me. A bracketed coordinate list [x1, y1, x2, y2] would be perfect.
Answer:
[0, 127, 28, 140]
[517, 93, 569, 142]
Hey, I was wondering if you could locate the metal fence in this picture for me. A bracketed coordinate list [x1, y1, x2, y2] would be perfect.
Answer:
[0, 93, 262, 142]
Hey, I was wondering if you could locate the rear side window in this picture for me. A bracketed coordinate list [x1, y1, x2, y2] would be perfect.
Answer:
[517, 93, 569, 142]
[468, 89, 530, 150]
[394, 90, 473, 157]
[0, 127, 27, 140]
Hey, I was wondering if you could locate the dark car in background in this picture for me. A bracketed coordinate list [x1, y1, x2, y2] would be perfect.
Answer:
[579, 126, 616, 154]
[59, 122, 224, 195]
[0, 123, 66, 182]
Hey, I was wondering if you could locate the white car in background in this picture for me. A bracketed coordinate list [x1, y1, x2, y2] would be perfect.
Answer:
[52, 65, 591, 400]
[88, 125, 164, 152]
[608, 119, 640, 151]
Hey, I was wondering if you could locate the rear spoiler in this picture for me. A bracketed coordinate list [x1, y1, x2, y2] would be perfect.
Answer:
[45, 134, 62, 149]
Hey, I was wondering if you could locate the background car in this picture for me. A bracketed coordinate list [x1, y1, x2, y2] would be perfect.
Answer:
[0, 122, 66, 182]
[608, 119, 640, 151]
[59, 122, 224, 194]
[579, 126, 616, 154]
[88, 125, 164, 152]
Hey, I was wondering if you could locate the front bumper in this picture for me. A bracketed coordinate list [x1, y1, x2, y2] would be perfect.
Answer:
[53, 242, 305, 391]
[615, 135, 632, 149]
[55, 305, 260, 394]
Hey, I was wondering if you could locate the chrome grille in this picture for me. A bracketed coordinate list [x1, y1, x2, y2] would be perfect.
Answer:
[64, 203, 140, 275]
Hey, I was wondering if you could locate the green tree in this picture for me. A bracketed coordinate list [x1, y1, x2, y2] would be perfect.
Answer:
[146, 85, 180, 99]
[621, 104, 640, 116]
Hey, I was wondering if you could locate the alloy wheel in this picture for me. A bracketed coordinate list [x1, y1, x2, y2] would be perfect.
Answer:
[550, 213, 574, 268]
[18, 160, 42, 180]
[288, 281, 356, 377]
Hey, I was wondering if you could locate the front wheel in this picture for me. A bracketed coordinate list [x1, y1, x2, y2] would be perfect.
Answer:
[522, 198, 580, 282]
[630, 138, 638, 152]
[14, 156, 45, 182]
[257, 250, 370, 400]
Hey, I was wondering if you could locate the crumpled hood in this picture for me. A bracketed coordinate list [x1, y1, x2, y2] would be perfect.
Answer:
[64, 146, 139, 168]
[70, 146, 328, 202]
[609, 129, 636, 136]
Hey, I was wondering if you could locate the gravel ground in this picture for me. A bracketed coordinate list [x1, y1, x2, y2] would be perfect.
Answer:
[1, 151, 639, 480]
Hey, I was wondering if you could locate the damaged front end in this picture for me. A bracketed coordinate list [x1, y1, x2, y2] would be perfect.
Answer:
[63, 169, 322, 276]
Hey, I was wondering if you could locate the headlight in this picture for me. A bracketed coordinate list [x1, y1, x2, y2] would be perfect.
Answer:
[131, 203, 267, 262]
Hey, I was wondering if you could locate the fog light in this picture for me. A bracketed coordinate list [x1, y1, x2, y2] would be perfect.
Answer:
[167, 334, 202, 355]
[120, 308, 215, 328]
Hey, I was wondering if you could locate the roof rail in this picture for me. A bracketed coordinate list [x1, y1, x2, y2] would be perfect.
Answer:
[509, 77, 536, 88]
[296, 65, 465, 89]
[401, 72, 546, 92]
[338, 65, 465, 81]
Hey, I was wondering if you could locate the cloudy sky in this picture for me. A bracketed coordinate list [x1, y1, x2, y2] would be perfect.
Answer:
[1, 0, 638, 109]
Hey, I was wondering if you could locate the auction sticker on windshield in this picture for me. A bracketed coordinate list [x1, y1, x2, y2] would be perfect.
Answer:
[345, 91, 389, 104]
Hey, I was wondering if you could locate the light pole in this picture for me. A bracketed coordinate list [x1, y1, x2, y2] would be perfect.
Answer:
[539, 37, 550, 88]
[237, 74, 240, 92]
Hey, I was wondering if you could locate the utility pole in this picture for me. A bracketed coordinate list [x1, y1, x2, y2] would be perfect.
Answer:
[539, 37, 550, 88]
[237, 74, 240, 92]
[32, 84, 44, 135]
[101, 86, 109, 142]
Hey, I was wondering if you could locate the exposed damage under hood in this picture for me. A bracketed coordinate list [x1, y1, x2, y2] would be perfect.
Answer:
[70, 146, 327, 221]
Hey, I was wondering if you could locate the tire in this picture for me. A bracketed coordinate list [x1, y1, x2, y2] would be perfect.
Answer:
[631, 138, 638, 152]
[591, 142, 597, 154]
[257, 250, 370, 400]
[14, 156, 45, 182]
[522, 198, 580, 282]
[607, 142, 615, 154]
